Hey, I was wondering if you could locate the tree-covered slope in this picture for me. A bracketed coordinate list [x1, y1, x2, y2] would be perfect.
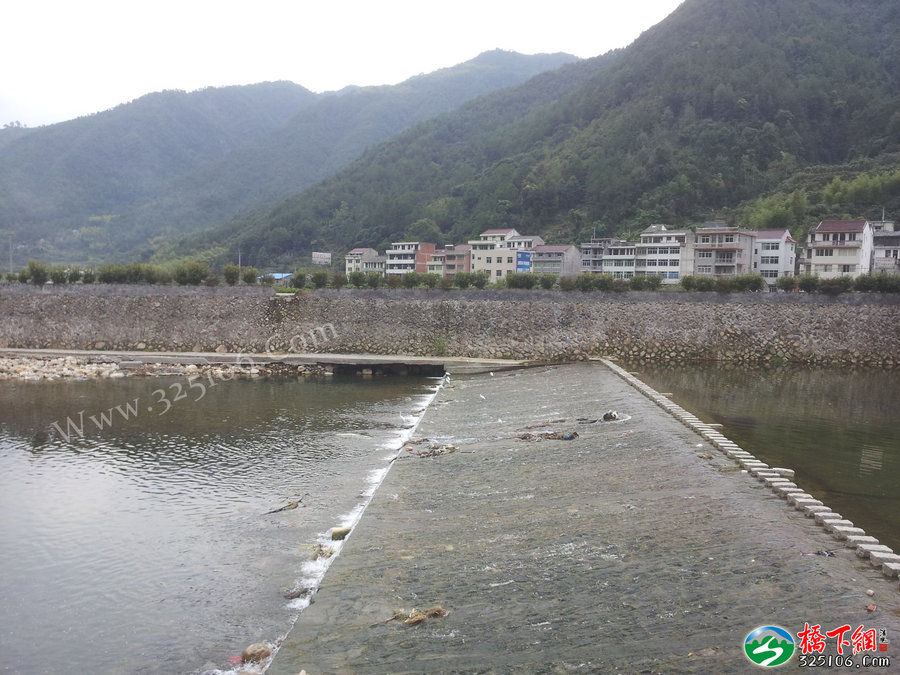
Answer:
[0, 51, 576, 266]
[0, 82, 318, 263]
[131, 50, 576, 258]
[177, 0, 899, 268]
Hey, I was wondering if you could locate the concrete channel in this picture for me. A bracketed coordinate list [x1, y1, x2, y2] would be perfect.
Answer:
[267, 360, 899, 674]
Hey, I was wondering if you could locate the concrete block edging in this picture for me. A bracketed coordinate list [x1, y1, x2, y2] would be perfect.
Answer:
[599, 358, 899, 585]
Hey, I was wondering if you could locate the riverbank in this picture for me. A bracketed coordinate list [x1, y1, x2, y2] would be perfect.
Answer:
[0, 349, 526, 381]
[2, 286, 900, 367]
[0, 355, 323, 381]
[267, 361, 900, 673]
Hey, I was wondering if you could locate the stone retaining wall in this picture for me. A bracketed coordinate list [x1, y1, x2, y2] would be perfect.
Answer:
[2, 286, 899, 367]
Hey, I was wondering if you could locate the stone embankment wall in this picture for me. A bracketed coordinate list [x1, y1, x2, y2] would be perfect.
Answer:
[2, 285, 899, 367]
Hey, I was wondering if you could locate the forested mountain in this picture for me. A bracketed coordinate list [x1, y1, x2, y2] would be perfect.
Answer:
[0, 51, 575, 266]
[173, 0, 900, 269]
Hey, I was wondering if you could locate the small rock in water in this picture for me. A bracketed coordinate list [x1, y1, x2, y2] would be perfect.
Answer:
[331, 526, 351, 541]
[602, 411, 619, 421]
[241, 642, 272, 663]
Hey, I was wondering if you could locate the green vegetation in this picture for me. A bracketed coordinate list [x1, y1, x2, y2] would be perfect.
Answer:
[0, 53, 574, 267]
[168, 0, 900, 268]
[223, 263, 240, 286]
[241, 267, 259, 285]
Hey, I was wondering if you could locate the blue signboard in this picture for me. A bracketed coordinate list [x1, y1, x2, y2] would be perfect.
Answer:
[516, 250, 532, 273]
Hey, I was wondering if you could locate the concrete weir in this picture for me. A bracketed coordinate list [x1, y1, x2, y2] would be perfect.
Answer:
[268, 361, 900, 674]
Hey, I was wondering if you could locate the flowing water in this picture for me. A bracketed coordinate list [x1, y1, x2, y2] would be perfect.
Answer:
[624, 362, 900, 552]
[0, 373, 439, 674]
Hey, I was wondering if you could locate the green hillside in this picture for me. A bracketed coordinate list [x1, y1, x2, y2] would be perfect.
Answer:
[0, 51, 575, 267]
[174, 0, 900, 269]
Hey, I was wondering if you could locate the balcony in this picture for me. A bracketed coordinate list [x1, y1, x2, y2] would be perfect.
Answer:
[812, 239, 861, 248]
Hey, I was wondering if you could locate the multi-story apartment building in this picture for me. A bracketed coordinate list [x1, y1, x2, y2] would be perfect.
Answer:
[581, 237, 618, 275]
[531, 244, 581, 278]
[692, 222, 755, 277]
[385, 242, 436, 276]
[873, 227, 900, 273]
[634, 224, 690, 284]
[752, 229, 796, 285]
[601, 240, 636, 279]
[441, 244, 471, 278]
[802, 220, 874, 279]
[469, 228, 518, 277]
[469, 229, 545, 280]
[344, 248, 380, 275]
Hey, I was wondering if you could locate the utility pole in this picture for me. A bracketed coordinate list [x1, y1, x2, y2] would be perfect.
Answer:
[8, 234, 12, 277]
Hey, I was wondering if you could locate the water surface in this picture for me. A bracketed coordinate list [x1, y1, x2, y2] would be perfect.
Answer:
[625, 363, 900, 551]
[0, 373, 436, 674]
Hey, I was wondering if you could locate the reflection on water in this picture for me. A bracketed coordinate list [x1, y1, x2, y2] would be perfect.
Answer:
[626, 363, 900, 551]
[0, 374, 435, 674]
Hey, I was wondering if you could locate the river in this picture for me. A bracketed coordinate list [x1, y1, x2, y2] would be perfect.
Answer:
[625, 362, 900, 552]
[0, 373, 439, 674]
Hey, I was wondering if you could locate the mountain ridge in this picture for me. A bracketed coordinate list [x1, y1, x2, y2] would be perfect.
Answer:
[0, 50, 577, 266]
[172, 0, 899, 268]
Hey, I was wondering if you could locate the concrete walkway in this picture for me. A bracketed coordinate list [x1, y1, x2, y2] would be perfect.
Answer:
[0, 347, 533, 375]
[268, 362, 899, 674]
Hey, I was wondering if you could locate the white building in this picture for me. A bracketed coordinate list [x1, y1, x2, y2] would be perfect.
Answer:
[753, 229, 796, 285]
[803, 220, 874, 279]
[873, 229, 900, 273]
[344, 248, 380, 275]
[601, 241, 636, 279]
[692, 223, 756, 277]
[634, 224, 690, 284]
[469, 229, 545, 280]
[385, 242, 436, 276]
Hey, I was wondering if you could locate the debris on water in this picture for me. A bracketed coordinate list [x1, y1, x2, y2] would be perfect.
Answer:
[241, 642, 272, 663]
[405, 443, 457, 458]
[603, 410, 619, 421]
[866, 589, 875, 596]
[380, 606, 450, 626]
[517, 431, 579, 441]
[284, 586, 314, 600]
[264, 494, 310, 514]
[310, 543, 335, 560]
[804, 550, 836, 557]
[523, 419, 567, 429]
[866, 604, 877, 612]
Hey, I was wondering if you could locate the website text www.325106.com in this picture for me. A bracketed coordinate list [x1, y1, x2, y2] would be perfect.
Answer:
[49, 368, 239, 443]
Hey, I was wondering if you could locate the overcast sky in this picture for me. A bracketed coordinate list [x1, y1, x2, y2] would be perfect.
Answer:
[1, 0, 684, 127]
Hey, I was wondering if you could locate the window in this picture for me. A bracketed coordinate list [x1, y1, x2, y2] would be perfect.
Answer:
[841, 265, 852, 273]
[698, 251, 712, 258]
[816, 249, 834, 257]
[486, 257, 492, 264]
[762, 242, 780, 251]
[761, 256, 779, 265]
[724, 234, 735, 243]
[762, 270, 778, 278]
[496, 270, 502, 277]
[697, 265, 712, 274]
[700, 235, 711, 243]
[507, 257, 513, 264]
